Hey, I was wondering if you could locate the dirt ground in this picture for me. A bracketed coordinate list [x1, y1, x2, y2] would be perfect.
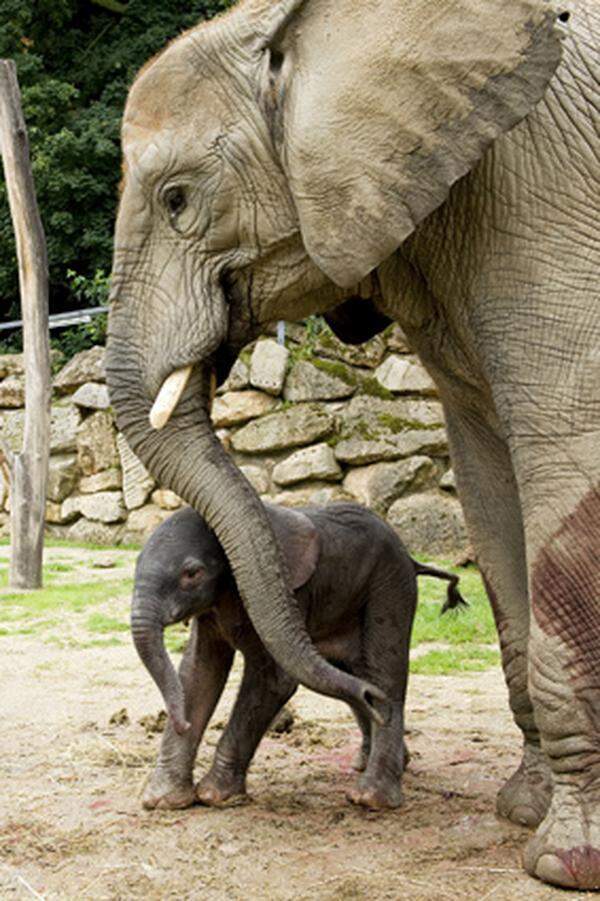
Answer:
[0, 550, 593, 901]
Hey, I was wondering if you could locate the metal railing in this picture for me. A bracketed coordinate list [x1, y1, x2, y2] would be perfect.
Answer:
[0, 308, 290, 345]
[0, 305, 108, 332]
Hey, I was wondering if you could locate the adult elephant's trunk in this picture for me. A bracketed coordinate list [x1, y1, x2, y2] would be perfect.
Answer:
[105, 320, 385, 726]
[130, 593, 190, 734]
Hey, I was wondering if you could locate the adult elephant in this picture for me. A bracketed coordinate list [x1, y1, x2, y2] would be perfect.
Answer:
[106, 0, 600, 889]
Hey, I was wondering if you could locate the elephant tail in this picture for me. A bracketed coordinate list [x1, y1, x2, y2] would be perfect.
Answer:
[412, 561, 468, 614]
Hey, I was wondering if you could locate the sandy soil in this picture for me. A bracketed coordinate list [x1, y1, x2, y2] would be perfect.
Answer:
[0, 552, 592, 900]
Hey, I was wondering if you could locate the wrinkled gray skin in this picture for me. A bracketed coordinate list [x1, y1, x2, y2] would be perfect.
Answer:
[133, 503, 464, 810]
[106, 0, 600, 887]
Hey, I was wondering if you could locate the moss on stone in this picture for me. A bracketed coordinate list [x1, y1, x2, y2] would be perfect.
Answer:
[315, 329, 338, 350]
[311, 357, 357, 386]
[284, 316, 328, 366]
[239, 347, 253, 367]
[358, 377, 394, 400]
[349, 420, 381, 442]
[287, 342, 313, 367]
[377, 413, 438, 433]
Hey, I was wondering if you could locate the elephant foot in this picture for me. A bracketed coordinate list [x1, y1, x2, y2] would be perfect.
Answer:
[196, 772, 249, 807]
[524, 791, 600, 890]
[142, 769, 196, 810]
[346, 776, 403, 810]
[496, 744, 552, 827]
[353, 742, 409, 776]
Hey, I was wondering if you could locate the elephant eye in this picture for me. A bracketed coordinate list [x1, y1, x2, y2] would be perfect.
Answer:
[163, 185, 187, 219]
[179, 561, 206, 591]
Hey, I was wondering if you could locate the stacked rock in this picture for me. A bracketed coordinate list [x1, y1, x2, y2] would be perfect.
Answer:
[0, 322, 466, 554]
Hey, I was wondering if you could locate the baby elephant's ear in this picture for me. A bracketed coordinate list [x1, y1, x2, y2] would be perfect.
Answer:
[265, 504, 320, 590]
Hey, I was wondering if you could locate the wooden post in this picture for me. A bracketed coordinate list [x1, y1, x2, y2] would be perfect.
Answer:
[0, 60, 51, 589]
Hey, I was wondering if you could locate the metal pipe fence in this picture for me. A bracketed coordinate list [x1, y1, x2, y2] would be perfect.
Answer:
[0, 306, 108, 332]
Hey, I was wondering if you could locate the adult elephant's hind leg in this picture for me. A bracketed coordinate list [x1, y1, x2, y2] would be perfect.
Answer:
[483, 280, 600, 888]
[444, 407, 552, 827]
[516, 453, 600, 889]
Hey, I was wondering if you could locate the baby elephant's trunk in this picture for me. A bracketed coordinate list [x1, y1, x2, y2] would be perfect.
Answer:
[130, 592, 190, 734]
[413, 562, 468, 613]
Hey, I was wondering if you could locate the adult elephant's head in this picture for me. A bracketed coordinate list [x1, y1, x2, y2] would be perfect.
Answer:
[106, 0, 560, 713]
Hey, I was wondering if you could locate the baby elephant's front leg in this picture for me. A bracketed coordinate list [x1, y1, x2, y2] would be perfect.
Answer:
[143, 621, 233, 810]
[197, 651, 297, 806]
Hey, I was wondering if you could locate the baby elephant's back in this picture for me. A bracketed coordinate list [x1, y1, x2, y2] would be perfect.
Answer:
[300, 503, 416, 612]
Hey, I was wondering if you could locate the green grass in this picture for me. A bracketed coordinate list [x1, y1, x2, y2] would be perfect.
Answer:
[0, 536, 142, 551]
[164, 623, 190, 654]
[0, 618, 58, 637]
[0, 579, 132, 614]
[412, 562, 496, 646]
[411, 646, 501, 675]
[86, 613, 130, 634]
[0, 578, 132, 647]
[44, 562, 76, 573]
[0, 564, 77, 589]
[0, 545, 501, 674]
[0, 609, 28, 623]
[46, 635, 125, 650]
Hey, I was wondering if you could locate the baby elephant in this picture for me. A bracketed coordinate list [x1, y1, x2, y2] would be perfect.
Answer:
[132, 502, 465, 811]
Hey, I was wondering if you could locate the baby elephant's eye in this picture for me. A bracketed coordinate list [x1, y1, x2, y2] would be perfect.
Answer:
[164, 185, 187, 219]
[179, 562, 206, 591]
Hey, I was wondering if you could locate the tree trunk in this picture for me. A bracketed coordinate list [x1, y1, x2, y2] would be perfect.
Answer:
[0, 60, 51, 589]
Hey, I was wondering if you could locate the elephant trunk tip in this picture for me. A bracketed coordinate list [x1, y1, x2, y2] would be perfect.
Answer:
[130, 610, 191, 735]
[169, 707, 191, 735]
[359, 681, 389, 727]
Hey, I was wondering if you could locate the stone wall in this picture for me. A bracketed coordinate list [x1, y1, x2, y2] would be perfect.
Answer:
[0, 323, 468, 554]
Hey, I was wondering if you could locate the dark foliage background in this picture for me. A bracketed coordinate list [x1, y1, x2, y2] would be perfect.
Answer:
[0, 0, 232, 352]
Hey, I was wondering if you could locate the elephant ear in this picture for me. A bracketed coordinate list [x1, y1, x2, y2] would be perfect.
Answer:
[267, 0, 562, 287]
[264, 503, 320, 591]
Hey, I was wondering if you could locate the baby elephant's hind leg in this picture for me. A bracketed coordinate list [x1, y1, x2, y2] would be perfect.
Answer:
[347, 567, 416, 809]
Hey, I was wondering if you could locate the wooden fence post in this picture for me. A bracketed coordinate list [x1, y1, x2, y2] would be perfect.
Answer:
[0, 60, 51, 589]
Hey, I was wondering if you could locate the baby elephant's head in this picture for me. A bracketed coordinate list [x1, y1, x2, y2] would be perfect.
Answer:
[131, 507, 227, 734]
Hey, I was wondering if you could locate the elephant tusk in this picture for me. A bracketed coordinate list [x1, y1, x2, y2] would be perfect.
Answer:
[149, 366, 193, 430]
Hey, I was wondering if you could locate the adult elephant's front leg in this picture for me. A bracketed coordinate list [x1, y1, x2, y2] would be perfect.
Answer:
[444, 406, 552, 826]
[143, 620, 233, 810]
